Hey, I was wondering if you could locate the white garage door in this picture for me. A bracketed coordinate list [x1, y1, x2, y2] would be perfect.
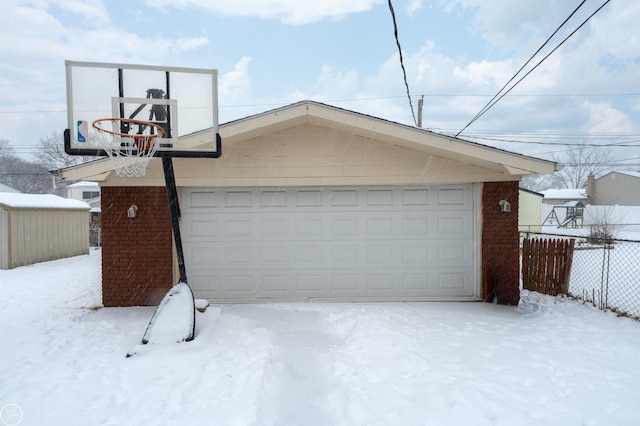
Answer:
[182, 185, 477, 302]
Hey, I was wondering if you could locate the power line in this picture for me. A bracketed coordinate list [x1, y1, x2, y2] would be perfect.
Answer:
[1, 92, 638, 115]
[387, 0, 418, 127]
[456, 0, 587, 137]
[456, 0, 612, 137]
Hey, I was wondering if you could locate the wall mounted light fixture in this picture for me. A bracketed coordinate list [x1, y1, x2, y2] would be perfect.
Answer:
[127, 205, 138, 218]
[499, 200, 511, 212]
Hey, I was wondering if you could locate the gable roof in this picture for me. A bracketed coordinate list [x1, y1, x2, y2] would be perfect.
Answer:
[60, 100, 560, 182]
[222, 101, 559, 174]
[597, 170, 640, 180]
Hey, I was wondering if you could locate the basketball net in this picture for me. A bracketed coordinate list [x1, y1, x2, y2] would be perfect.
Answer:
[92, 118, 164, 177]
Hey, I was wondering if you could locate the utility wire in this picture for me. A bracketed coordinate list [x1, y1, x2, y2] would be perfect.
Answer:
[456, 0, 611, 137]
[387, 0, 418, 127]
[456, 0, 586, 137]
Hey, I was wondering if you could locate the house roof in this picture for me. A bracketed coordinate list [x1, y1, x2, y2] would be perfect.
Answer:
[597, 170, 640, 180]
[67, 181, 100, 188]
[519, 187, 544, 197]
[0, 193, 90, 210]
[541, 189, 588, 200]
[60, 100, 561, 182]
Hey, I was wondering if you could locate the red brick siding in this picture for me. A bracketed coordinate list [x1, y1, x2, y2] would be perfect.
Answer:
[481, 181, 520, 305]
[101, 187, 173, 307]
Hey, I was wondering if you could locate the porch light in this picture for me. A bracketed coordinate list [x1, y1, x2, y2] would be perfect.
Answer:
[127, 205, 138, 218]
[499, 200, 511, 212]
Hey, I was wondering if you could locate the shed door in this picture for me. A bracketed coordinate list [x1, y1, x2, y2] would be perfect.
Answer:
[182, 185, 477, 302]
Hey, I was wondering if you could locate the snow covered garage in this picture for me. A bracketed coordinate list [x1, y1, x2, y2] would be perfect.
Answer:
[61, 101, 559, 306]
[0, 193, 90, 269]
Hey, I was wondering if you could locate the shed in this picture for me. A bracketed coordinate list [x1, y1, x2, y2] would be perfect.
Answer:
[518, 188, 543, 233]
[61, 101, 560, 307]
[0, 193, 90, 269]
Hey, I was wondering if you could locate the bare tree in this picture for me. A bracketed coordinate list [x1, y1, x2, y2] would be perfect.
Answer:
[33, 131, 94, 170]
[0, 156, 57, 194]
[0, 139, 15, 158]
[0, 139, 65, 195]
[585, 206, 623, 244]
[555, 144, 610, 189]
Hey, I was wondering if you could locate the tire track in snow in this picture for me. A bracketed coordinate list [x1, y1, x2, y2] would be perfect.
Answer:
[246, 306, 344, 425]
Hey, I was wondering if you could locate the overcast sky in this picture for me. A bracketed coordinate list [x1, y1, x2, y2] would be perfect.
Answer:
[1, 0, 639, 167]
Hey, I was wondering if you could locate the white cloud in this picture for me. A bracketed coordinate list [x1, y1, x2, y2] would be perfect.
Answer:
[315, 66, 359, 99]
[219, 56, 253, 100]
[173, 36, 209, 52]
[439, 0, 603, 57]
[145, 0, 383, 25]
[57, 0, 111, 27]
[406, 0, 423, 15]
[452, 59, 514, 89]
[583, 101, 635, 134]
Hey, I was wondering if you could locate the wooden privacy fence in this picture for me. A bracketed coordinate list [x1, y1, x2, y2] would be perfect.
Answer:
[522, 237, 575, 296]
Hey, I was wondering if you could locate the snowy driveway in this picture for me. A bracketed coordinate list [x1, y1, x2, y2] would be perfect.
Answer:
[1, 250, 640, 425]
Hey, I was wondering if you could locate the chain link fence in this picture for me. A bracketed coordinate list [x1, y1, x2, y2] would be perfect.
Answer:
[520, 231, 640, 320]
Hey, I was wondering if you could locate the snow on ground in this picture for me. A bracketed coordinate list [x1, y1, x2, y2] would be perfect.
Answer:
[1, 250, 640, 425]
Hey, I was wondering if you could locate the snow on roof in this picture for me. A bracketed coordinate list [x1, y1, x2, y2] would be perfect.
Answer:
[66, 181, 100, 188]
[541, 189, 588, 200]
[0, 193, 90, 210]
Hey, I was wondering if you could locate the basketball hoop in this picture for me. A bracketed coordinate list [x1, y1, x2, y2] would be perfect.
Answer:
[92, 118, 165, 177]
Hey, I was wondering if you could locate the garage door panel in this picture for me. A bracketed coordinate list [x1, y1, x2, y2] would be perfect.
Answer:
[260, 274, 293, 298]
[296, 274, 329, 297]
[223, 275, 256, 298]
[331, 218, 359, 236]
[437, 271, 473, 296]
[436, 243, 472, 266]
[402, 216, 430, 236]
[189, 218, 218, 238]
[437, 187, 469, 206]
[402, 272, 436, 296]
[366, 189, 394, 206]
[183, 186, 477, 301]
[367, 273, 397, 296]
[296, 190, 323, 207]
[401, 188, 429, 206]
[261, 244, 289, 263]
[224, 190, 253, 208]
[331, 274, 363, 296]
[261, 219, 289, 237]
[437, 215, 471, 236]
[330, 244, 359, 265]
[187, 191, 218, 208]
[296, 245, 327, 266]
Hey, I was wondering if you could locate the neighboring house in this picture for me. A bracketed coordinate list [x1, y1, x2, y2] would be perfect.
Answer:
[61, 100, 559, 307]
[541, 188, 589, 205]
[518, 188, 543, 233]
[0, 193, 90, 269]
[587, 171, 640, 206]
[67, 181, 101, 246]
[67, 181, 100, 206]
[0, 183, 22, 193]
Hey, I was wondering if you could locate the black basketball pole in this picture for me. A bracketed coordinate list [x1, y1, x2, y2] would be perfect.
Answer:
[162, 156, 188, 283]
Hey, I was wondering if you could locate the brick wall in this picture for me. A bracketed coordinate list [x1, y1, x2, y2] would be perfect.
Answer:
[101, 186, 173, 307]
[482, 181, 520, 305]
